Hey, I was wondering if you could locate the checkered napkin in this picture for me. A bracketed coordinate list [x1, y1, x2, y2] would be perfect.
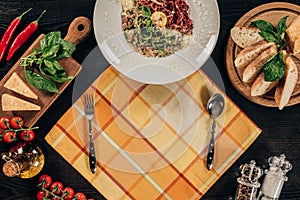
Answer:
[45, 66, 261, 200]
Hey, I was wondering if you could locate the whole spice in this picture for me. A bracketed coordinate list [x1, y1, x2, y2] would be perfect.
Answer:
[6, 10, 46, 61]
[0, 8, 32, 62]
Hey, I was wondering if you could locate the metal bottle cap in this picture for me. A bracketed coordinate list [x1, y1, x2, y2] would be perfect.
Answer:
[237, 160, 263, 187]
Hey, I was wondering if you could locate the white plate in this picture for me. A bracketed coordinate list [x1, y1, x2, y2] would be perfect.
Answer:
[93, 0, 220, 84]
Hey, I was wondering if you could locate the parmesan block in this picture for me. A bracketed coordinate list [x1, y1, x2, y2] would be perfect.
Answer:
[2, 94, 40, 111]
[4, 72, 38, 99]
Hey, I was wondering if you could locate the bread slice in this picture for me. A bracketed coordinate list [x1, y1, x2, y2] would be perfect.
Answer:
[292, 37, 300, 60]
[286, 15, 300, 51]
[231, 26, 264, 48]
[1, 94, 40, 111]
[243, 44, 277, 83]
[274, 56, 298, 110]
[250, 72, 279, 96]
[234, 40, 274, 70]
[4, 72, 38, 99]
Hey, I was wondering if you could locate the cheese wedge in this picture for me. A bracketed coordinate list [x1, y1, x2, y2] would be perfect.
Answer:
[2, 94, 40, 111]
[4, 72, 38, 99]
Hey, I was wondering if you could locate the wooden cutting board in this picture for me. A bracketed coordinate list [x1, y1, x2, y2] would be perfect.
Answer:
[226, 2, 300, 107]
[0, 16, 91, 127]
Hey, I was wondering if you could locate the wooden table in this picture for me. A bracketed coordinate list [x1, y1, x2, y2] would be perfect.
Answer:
[0, 0, 299, 199]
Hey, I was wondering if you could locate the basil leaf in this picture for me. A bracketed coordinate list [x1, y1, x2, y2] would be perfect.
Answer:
[42, 44, 60, 59]
[142, 6, 151, 18]
[51, 60, 64, 71]
[24, 67, 59, 94]
[252, 20, 275, 33]
[258, 31, 278, 43]
[277, 16, 288, 39]
[264, 51, 286, 82]
[40, 31, 61, 50]
[43, 59, 57, 75]
[54, 39, 76, 60]
[39, 66, 73, 83]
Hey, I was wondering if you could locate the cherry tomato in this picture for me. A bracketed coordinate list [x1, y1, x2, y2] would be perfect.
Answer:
[38, 174, 53, 189]
[0, 129, 4, 142]
[20, 130, 35, 142]
[74, 192, 86, 200]
[10, 116, 24, 129]
[50, 181, 64, 195]
[0, 116, 10, 129]
[37, 190, 48, 200]
[62, 187, 74, 200]
[3, 131, 16, 143]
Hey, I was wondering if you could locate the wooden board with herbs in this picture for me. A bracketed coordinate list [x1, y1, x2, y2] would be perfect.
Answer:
[226, 2, 300, 107]
[0, 16, 91, 127]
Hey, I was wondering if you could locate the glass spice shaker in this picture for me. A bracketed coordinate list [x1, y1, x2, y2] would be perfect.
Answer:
[234, 160, 263, 200]
[257, 154, 292, 200]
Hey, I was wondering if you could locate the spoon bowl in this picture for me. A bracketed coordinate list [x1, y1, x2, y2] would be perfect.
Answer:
[207, 93, 225, 119]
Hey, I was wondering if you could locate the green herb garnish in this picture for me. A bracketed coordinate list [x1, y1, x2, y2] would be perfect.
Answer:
[252, 16, 288, 49]
[252, 16, 288, 81]
[20, 31, 76, 94]
[263, 51, 286, 82]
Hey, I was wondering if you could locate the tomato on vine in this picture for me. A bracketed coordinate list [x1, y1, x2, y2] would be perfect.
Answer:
[37, 190, 48, 200]
[74, 192, 86, 200]
[20, 130, 35, 142]
[62, 187, 74, 200]
[0, 116, 10, 129]
[50, 181, 64, 195]
[38, 174, 53, 189]
[3, 131, 17, 143]
[10, 116, 24, 129]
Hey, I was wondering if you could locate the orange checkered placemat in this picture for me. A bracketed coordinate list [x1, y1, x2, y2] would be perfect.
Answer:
[45, 66, 261, 199]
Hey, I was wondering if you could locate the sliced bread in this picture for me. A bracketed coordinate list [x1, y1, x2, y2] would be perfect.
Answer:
[286, 15, 300, 51]
[4, 72, 38, 99]
[230, 26, 264, 48]
[274, 56, 298, 110]
[250, 72, 279, 96]
[1, 94, 40, 111]
[242, 44, 277, 83]
[234, 40, 274, 70]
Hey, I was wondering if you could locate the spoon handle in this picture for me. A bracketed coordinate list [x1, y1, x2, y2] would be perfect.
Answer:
[207, 119, 216, 170]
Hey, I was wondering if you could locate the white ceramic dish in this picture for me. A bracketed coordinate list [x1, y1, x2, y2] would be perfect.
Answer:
[93, 0, 220, 84]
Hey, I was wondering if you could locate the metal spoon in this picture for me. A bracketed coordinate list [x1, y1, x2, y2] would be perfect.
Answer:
[206, 93, 225, 170]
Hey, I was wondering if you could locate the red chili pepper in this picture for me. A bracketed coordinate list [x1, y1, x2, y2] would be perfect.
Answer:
[0, 8, 32, 62]
[6, 10, 46, 61]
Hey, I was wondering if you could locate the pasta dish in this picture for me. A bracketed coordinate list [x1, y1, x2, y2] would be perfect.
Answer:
[122, 0, 194, 57]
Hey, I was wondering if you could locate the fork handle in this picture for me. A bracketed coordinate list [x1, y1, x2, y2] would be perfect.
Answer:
[89, 136, 97, 173]
[88, 120, 96, 174]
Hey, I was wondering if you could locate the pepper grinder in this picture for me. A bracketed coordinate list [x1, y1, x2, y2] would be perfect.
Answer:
[257, 154, 292, 200]
[234, 160, 263, 200]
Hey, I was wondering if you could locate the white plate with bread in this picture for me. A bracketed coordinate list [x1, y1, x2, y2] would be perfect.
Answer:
[226, 2, 300, 109]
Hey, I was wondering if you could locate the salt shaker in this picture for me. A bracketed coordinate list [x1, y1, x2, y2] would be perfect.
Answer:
[235, 160, 263, 200]
[257, 154, 292, 200]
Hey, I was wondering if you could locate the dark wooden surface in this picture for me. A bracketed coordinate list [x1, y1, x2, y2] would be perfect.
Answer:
[0, 0, 300, 199]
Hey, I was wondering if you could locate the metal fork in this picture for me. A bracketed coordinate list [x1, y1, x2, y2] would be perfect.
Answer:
[83, 94, 96, 174]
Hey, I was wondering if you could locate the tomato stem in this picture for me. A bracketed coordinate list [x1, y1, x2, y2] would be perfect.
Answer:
[5, 126, 39, 133]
